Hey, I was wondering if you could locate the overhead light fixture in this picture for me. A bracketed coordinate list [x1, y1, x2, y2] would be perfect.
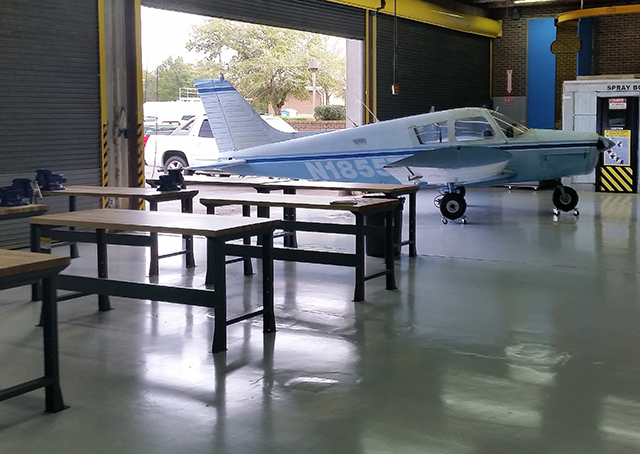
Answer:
[513, 0, 554, 4]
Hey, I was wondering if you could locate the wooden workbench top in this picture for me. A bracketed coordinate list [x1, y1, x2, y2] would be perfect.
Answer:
[31, 209, 280, 238]
[0, 249, 70, 278]
[42, 185, 199, 199]
[261, 179, 420, 195]
[200, 192, 400, 212]
[150, 176, 419, 195]
[0, 204, 49, 219]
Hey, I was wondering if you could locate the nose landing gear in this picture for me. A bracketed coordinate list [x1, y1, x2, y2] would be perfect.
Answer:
[552, 183, 580, 217]
[435, 185, 468, 224]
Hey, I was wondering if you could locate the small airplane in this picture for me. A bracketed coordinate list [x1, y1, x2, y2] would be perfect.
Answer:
[192, 77, 615, 223]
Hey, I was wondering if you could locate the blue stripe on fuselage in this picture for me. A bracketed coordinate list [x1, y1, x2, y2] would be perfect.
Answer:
[239, 141, 597, 165]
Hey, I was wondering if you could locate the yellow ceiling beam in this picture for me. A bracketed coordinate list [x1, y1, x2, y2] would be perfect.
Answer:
[557, 4, 640, 24]
[325, 0, 502, 38]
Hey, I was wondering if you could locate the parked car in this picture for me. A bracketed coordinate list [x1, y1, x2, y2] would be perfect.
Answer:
[144, 114, 295, 174]
[144, 115, 220, 175]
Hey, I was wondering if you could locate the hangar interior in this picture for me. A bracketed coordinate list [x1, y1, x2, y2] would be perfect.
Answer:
[1, 0, 640, 453]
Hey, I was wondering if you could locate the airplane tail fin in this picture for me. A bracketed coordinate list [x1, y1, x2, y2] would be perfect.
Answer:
[194, 77, 293, 152]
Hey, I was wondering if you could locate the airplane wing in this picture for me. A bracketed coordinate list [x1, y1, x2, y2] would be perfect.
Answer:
[385, 146, 514, 186]
[387, 146, 511, 169]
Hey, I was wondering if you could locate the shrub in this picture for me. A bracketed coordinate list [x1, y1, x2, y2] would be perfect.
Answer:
[313, 105, 346, 121]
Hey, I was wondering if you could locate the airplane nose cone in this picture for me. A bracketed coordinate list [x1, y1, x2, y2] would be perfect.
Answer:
[597, 136, 615, 151]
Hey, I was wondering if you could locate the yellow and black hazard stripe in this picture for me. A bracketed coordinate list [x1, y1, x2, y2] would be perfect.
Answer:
[99, 0, 109, 207]
[598, 166, 634, 192]
[135, 0, 145, 210]
[101, 123, 109, 206]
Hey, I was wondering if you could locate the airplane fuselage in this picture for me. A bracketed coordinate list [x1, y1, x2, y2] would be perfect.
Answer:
[218, 109, 605, 188]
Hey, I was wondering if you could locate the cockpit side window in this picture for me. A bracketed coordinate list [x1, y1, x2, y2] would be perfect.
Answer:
[489, 111, 529, 138]
[454, 116, 495, 142]
[414, 121, 449, 145]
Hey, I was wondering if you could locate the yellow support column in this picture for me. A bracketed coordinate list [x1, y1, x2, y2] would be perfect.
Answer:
[98, 0, 109, 207]
[365, 10, 377, 124]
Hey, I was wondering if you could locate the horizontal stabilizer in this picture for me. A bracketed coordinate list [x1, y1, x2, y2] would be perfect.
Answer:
[387, 146, 512, 169]
[189, 159, 247, 172]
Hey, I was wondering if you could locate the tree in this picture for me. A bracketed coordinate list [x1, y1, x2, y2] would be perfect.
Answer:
[187, 20, 345, 115]
[143, 56, 196, 102]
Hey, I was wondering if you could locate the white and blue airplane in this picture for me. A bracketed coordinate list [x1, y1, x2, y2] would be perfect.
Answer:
[192, 77, 614, 223]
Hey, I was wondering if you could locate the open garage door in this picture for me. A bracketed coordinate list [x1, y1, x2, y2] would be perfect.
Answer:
[0, 1, 102, 248]
[142, 0, 366, 40]
[376, 14, 491, 121]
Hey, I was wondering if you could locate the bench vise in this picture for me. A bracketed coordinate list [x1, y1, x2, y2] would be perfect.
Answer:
[0, 179, 35, 207]
[156, 169, 186, 192]
[36, 169, 67, 191]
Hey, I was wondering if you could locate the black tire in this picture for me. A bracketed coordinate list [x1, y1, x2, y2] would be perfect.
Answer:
[440, 193, 467, 220]
[455, 186, 466, 197]
[164, 154, 193, 175]
[552, 186, 579, 212]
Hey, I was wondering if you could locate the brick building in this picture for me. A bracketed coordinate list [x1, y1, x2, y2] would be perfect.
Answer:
[490, 7, 640, 127]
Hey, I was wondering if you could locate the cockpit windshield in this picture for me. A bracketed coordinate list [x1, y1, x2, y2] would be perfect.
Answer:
[489, 111, 529, 138]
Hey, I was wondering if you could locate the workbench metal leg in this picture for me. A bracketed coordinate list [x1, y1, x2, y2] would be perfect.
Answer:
[242, 205, 254, 275]
[205, 233, 214, 285]
[148, 201, 160, 276]
[96, 229, 112, 311]
[354, 213, 365, 302]
[149, 232, 159, 276]
[261, 231, 276, 334]
[182, 197, 195, 268]
[42, 275, 66, 412]
[256, 189, 271, 219]
[210, 237, 227, 354]
[409, 192, 417, 257]
[31, 223, 43, 302]
[68, 196, 79, 259]
[385, 210, 397, 290]
[283, 188, 298, 248]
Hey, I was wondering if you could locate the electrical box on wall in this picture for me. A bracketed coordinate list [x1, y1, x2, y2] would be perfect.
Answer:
[562, 76, 640, 192]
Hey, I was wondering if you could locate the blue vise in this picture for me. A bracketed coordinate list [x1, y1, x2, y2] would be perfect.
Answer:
[0, 179, 35, 207]
[36, 169, 67, 191]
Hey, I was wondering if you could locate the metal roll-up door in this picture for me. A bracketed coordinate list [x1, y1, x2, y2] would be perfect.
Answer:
[0, 1, 101, 249]
[376, 15, 490, 121]
[142, 0, 366, 40]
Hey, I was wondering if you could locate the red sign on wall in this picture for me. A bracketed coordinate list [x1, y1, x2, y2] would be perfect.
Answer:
[506, 69, 513, 95]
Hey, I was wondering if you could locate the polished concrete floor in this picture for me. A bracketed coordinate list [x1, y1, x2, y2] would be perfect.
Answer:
[1, 183, 640, 454]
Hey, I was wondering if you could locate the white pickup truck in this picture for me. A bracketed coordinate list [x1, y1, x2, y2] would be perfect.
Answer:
[144, 115, 220, 175]
[144, 114, 296, 175]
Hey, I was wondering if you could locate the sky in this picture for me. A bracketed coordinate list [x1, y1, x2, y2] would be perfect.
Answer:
[141, 7, 347, 72]
[141, 7, 206, 71]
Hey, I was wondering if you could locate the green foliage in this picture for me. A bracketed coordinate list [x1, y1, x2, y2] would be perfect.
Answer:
[143, 57, 196, 102]
[313, 105, 346, 121]
[143, 21, 346, 114]
[186, 20, 345, 115]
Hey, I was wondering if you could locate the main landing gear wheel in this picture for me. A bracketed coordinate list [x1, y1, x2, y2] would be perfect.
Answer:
[440, 193, 467, 222]
[552, 186, 579, 216]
